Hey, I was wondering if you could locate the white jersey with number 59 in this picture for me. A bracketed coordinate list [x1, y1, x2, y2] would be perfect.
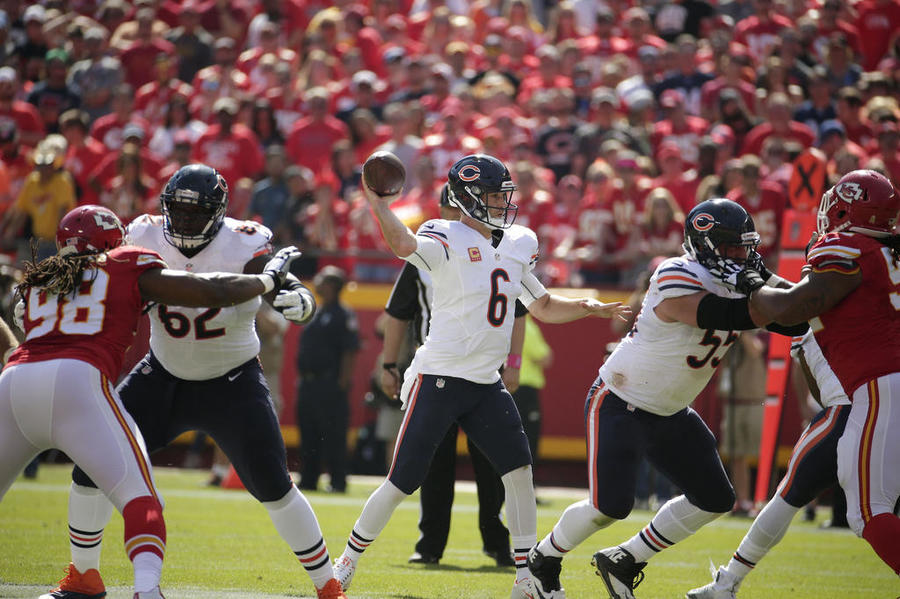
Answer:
[402, 219, 547, 386]
[127, 215, 273, 380]
[599, 254, 744, 416]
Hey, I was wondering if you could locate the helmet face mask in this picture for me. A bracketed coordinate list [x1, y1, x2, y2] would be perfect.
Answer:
[684, 199, 760, 279]
[56, 205, 125, 256]
[161, 165, 228, 251]
[816, 170, 900, 237]
[447, 154, 518, 230]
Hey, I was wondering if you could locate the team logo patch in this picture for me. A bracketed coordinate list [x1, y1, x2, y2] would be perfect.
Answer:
[468, 247, 482, 262]
[691, 212, 716, 232]
[458, 165, 481, 182]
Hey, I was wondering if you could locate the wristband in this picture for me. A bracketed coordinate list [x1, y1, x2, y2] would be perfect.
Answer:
[257, 274, 276, 294]
[505, 354, 522, 369]
[382, 362, 398, 370]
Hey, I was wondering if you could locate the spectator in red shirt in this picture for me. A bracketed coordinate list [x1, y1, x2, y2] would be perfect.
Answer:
[652, 143, 701, 215]
[636, 187, 684, 269]
[733, 0, 794, 63]
[99, 143, 158, 223]
[0, 122, 32, 207]
[119, 8, 176, 89]
[726, 154, 785, 262]
[871, 121, 900, 187]
[90, 84, 151, 151]
[741, 92, 815, 156]
[700, 55, 758, 122]
[59, 109, 106, 204]
[855, 0, 900, 70]
[192, 96, 264, 190]
[286, 87, 350, 174]
[812, 0, 861, 61]
[0, 66, 44, 147]
[578, 7, 634, 62]
[517, 45, 573, 106]
[836, 86, 874, 148]
[134, 54, 194, 127]
[651, 89, 709, 166]
[191, 37, 251, 104]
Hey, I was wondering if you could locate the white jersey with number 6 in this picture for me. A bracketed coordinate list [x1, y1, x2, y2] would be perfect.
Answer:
[599, 254, 743, 416]
[402, 219, 547, 388]
[127, 215, 273, 380]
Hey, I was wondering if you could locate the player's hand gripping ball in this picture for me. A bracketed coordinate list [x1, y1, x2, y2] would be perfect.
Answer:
[363, 151, 406, 197]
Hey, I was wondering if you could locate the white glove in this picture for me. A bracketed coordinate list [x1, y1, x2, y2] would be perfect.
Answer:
[261, 246, 302, 292]
[13, 300, 24, 332]
[273, 288, 315, 323]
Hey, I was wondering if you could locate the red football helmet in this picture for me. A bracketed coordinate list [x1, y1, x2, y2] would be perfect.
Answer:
[56, 205, 125, 256]
[817, 169, 900, 237]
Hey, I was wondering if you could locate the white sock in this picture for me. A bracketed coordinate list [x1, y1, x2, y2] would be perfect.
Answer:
[537, 498, 616, 558]
[725, 495, 798, 581]
[263, 486, 333, 589]
[132, 552, 163, 593]
[342, 480, 408, 565]
[211, 463, 230, 479]
[621, 495, 724, 562]
[501, 466, 536, 582]
[69, 483, 114, 573]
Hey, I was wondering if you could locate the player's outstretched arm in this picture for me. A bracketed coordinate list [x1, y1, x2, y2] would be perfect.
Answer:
[747, 269, 861, 326]
[527, 292, 632, 324]
[362, 178, 417, 258]
[139, 246, 302, 308]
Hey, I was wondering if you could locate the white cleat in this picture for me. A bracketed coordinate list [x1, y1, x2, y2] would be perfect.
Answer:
[686, 565, 740, 599]
[510, 576, 547, 599]
[133, 587, 165, 599]
[333, 555, 356, 592]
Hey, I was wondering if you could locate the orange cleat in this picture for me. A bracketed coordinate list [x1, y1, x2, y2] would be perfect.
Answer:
[39, 563, 106, 599]
[316, 578, 349, 599]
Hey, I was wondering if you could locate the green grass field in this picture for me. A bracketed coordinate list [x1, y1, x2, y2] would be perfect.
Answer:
[0, 465, 896, 598]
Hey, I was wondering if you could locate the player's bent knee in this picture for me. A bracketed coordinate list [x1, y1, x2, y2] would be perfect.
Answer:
[122, 495, 166, 561]
[594, 496, 633, 521]
[72, 465, 99, 488]
[692, 486, 736, 514]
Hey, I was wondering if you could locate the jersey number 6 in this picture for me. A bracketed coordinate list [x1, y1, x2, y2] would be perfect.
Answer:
[487, 269, 510, 327]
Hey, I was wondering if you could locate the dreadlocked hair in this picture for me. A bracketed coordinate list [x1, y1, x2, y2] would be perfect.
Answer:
[16, 252, 102, 302]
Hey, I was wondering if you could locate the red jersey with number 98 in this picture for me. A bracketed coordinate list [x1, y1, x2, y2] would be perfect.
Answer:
[806, 231, 900, 396]
[6, 246, 167, 380]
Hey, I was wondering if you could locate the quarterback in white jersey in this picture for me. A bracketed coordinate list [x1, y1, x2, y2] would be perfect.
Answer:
[48, 165, 349, 599]
[333, 154, 629, 599]
[529, 199, 809, 599]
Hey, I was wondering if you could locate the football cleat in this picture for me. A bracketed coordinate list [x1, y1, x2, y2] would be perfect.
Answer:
[510, 576, 547, 599]
[133, 587, 165, 599]
[316, 578, 348, 599]
[485, 548, 515, 568]
[592, 546, 647, 599]
[686, 565, 740, 599]
[527, 546, 566, 597]
[408, 551, 440, 564]
[39, 563, 107, 599]
[333, 555, 356, 591]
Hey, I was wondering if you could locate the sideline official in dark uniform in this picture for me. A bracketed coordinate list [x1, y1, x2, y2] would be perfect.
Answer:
[297, 265, 359, 492]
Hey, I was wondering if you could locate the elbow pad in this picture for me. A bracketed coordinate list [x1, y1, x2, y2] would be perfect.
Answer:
[696, 294, 757, 331]
[765, 321, 810, 337]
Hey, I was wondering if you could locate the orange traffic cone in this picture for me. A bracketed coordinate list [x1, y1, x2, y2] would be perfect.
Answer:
[221, 465, 245, 490]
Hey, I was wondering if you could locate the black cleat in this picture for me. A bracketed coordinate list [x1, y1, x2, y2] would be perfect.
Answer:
[408, 551, 440, 564]
[592, 546, 646, 599]
[527, 546, 565, 597]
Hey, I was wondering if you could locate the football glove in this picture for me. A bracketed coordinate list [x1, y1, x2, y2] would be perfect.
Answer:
[273, 288, 315, 323]
[13, 299, 24, 332]
[723, 266, 766, 296]
[262, 246, 301, 291]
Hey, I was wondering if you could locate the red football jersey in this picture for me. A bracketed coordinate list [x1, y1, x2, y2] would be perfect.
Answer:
[6, 246, 167, 381]
[807, 232, 900, 396]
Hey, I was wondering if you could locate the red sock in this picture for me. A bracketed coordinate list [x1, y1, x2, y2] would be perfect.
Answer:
[862, 513, 900, 575]
[122, 496, 166, 561]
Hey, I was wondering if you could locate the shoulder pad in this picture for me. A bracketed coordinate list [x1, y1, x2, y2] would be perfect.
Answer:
[651, 256, 709, 296]
[222, 218, 274, 256]
[126, 214, 162, 238]
[416, 219, 451, 235]
[807, 231, 863, 268]
[110, 245, 167, 269]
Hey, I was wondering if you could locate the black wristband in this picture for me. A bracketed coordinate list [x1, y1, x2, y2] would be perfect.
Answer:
[766, 321, 810, 336]
[382, 362, 398, 370]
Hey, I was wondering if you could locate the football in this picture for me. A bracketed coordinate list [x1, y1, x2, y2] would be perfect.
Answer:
[363, 151, 406, 197]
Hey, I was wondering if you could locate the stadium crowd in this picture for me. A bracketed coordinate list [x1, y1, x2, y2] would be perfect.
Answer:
[0, 0, 897, 288]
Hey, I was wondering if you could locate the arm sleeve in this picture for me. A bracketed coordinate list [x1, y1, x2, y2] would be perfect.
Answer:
[765, 321, 810, 336]
[519, 272, 548, 308]
[405, 221, 450, 272]
[696, 294, 758, 331]
[385, 262, 421, 321]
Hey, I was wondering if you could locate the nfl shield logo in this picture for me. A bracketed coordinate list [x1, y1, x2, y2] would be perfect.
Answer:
[468, 248, 482, 262]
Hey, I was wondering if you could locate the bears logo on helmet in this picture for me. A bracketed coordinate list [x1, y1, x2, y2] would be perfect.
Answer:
[691, 212, 716, 232]
[56, 205, 125, 257]
[447, 154, 517, 230]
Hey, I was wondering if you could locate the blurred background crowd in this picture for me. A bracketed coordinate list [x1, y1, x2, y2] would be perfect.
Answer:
[0, 0, 897, 288]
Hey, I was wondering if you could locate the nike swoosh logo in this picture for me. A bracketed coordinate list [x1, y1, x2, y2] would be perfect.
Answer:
[227, 372, 242, 382]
